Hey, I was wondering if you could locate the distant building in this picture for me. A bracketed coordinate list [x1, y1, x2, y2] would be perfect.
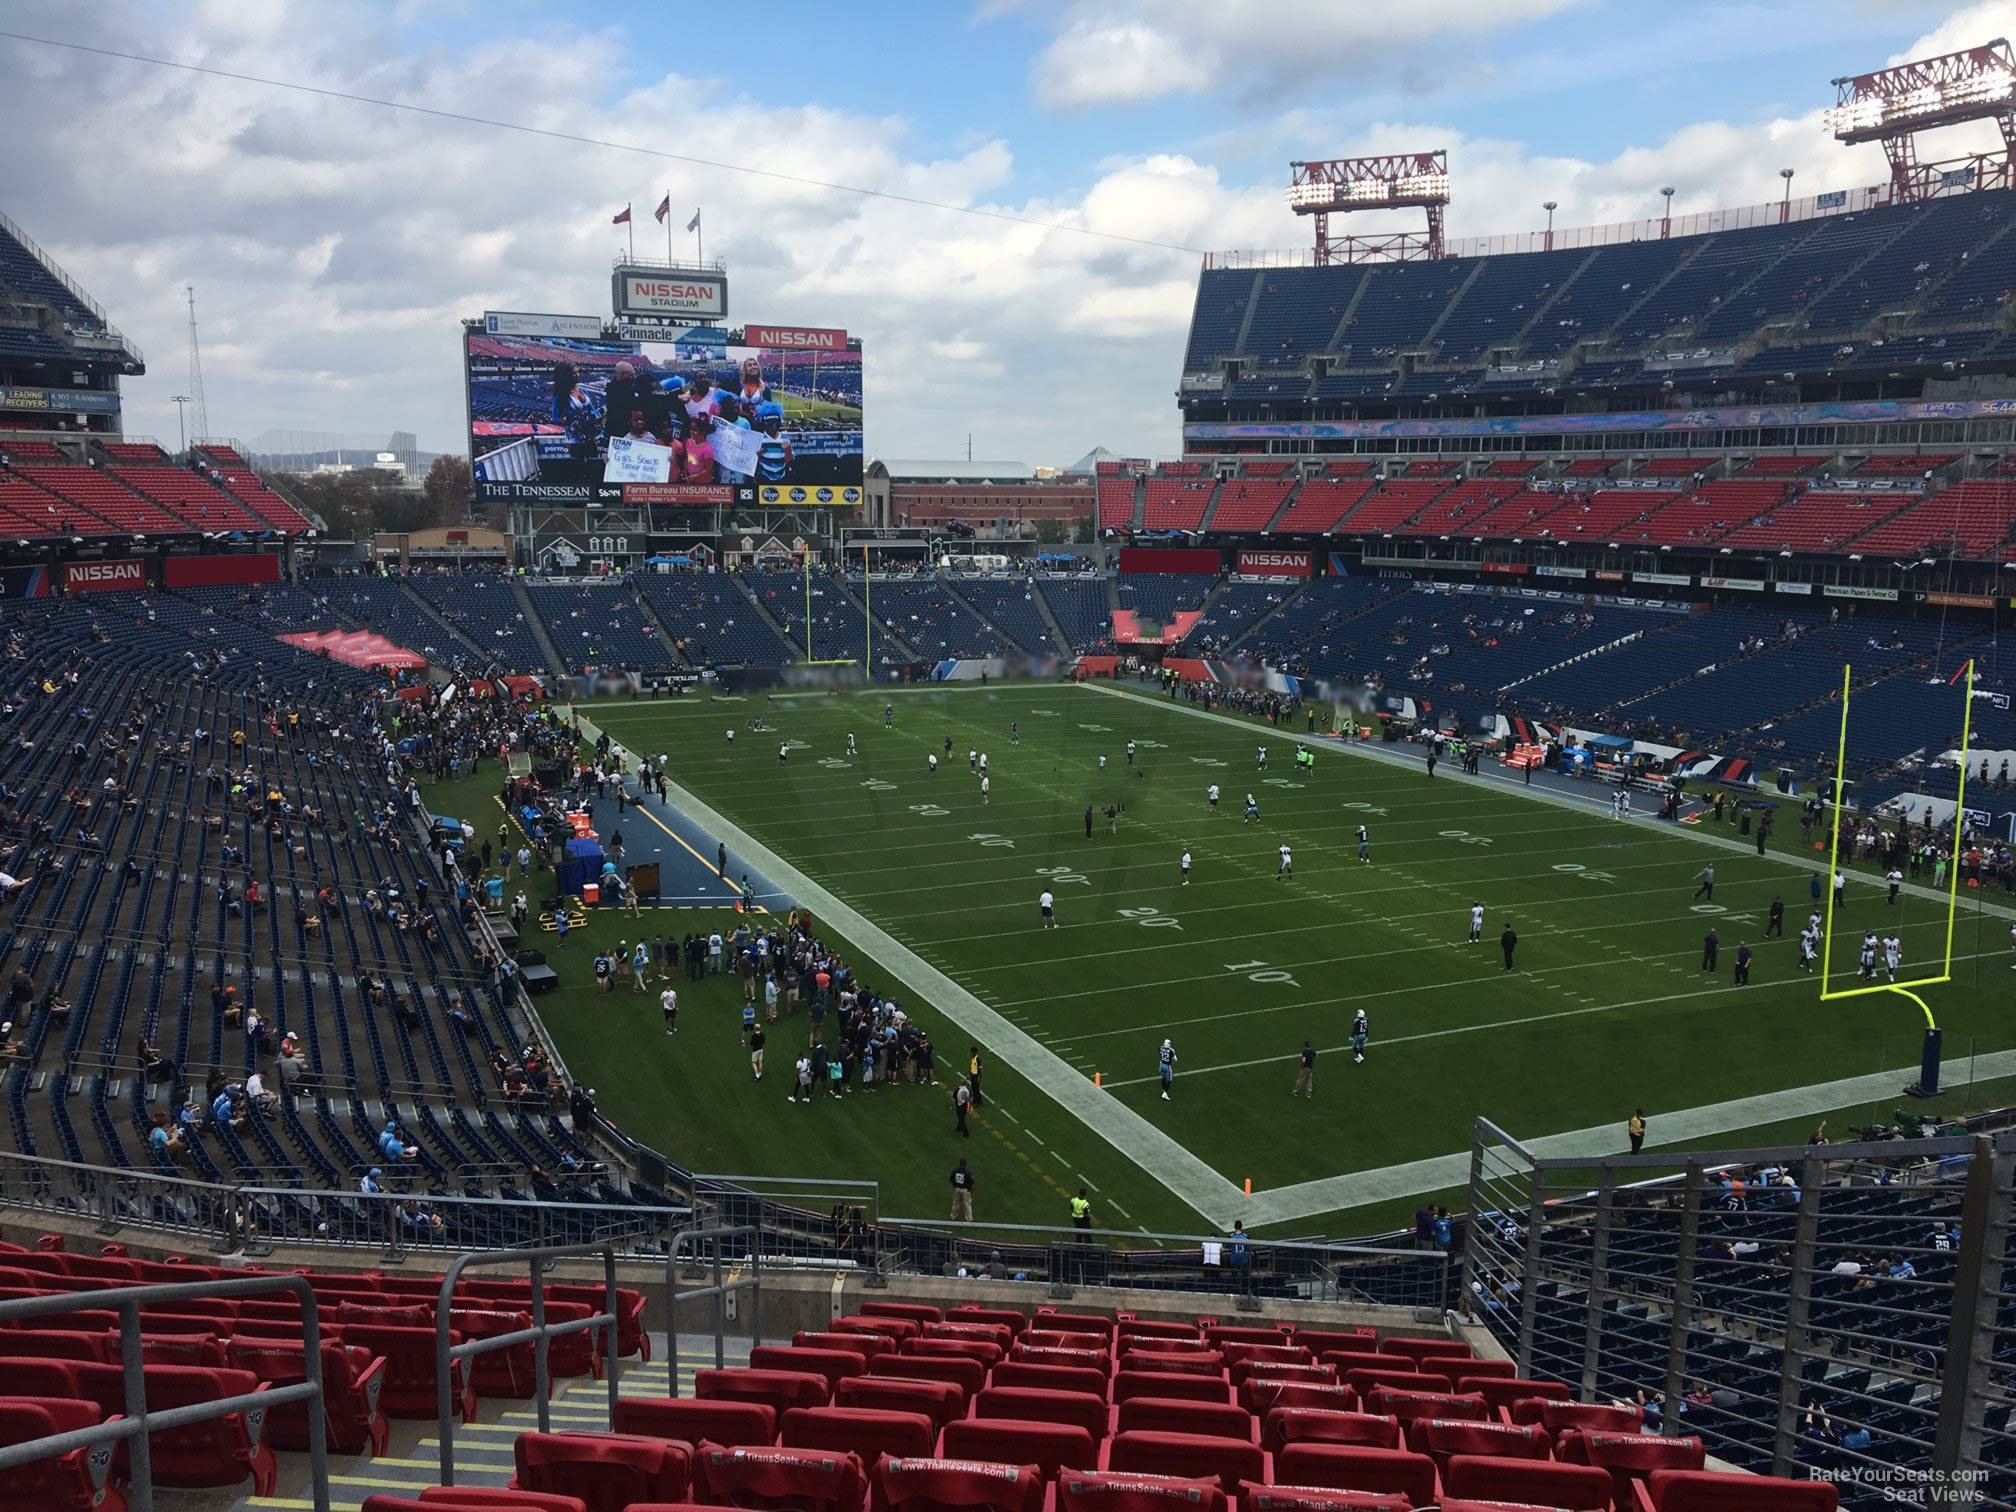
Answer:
[865, 458, 1095, 534]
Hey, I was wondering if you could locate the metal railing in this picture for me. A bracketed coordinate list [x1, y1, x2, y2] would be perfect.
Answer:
[434, 1240, 624, 1484]
[668, 1225, 763, 1372]
[1464, 1116, 2009, 1511]
[0, 1272, 329, 1512]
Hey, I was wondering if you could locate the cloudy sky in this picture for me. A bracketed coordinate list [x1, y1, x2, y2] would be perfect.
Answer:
[2, 0, 2011, 467]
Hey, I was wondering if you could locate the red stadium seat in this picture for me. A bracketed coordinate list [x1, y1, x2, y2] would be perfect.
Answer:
[1554, 1430, 1704, 1506]
[142, 1364, 278, 1495]
[1115, 1322, 1202, 1346]
[1481, 1379, 1573, 1415]
[1340, 1370, 1423, 1401]
[1521, 1400, 1641, 1434]
[1316, 1353, 1394, 1378]
[139, 1335, 227, 1368]
[1443, 1454, 1612, 1508]
[511, 1431, 691, 1512]
[751, 1346, 871, 1392]
[1220, 1344, 1311, 1368]
[1103, 1430, 1265, 1496]
[836, 1376, 968, 1430]
[0, 1330, 110, 1363]
[694, 1441, 871, 1512]
[781, 1407, 936, 1466]
[836, 1317, 923, 1344]
[1113, 1396, 1253, 1443]
[941, 1418, 1098, 1479]
[1443, 1358, 1517, 1382]
[613, 1397, 778, 1448]
[905, 1338, 1003, 1368]
[697, 1368, 832, 1416]
[1055, 1470, 1227, 1512]
[1414, 1418, 1550, 1468]
[864, 1303, 944, 1326]
[1121, 1351, 1224, 1377]
[970, 1386, 1109, 1442]
[1238, 1485, 1409, 1512]
[1641, 1468, 1838, 1510]
[868, 1354, 985, 1402]
[877, 1455, 1045, 1512]
[989, 1363, 1109, 1399]
[1378, 1339, 1472, 1365]
[799, 1331, 896, 1363]
[450, 1309, 541, 1398]
[363, 1496, 585, 1512]
[947, 1307, 1028, 1338]
[1023, 1331, 1113, 1358]
[1203, 1327, 1287, 1349]
[1014, 1345, 1112, 1373]
[343, 1325, 477, 1423]
[1115, 1370, 1232, 1406]
[1230, 1362, 1333, 1388]
[225, 1337, 389, 1457]
[1272, 1444, 1437, 1506]
[1361, 1390, 1487, 1426]
[0, 1395, 127, 1511]
[1032, 1311, 1115, 1344]
[1238, 1380, 1356, 1417]
[927, 1322, 1014, 1351]
[1259, 1409, 1400, 1458]
[1290, 1330, 1376, 1356]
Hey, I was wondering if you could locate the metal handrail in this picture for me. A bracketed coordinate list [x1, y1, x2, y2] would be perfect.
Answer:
[667, 1225, 763, 1374]
[0, 1272, 329, 1512]
[433, 1239, 623, 1484]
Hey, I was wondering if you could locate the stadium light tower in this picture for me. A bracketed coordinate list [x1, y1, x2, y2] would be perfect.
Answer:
[1827, 38, 2016, 201]
[1286, 152, 1449, 264]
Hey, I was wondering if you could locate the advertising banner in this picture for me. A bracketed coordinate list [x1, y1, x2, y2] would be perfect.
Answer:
[1775, 581, 1814, 594]
[625, 484, 731, 504]
[163, 554, 280, 589]
[1926, 591, 1995, 609]
[1236, 549, 1311, 577]
[757, 485, 862, 506]
[1824, 584, 1900, 601]
[611, 268, 729, 322]
[1535, 564, 1587, 579]
[1700, 576, 1766, 591]
[1480, 562, 1530, 576]
[64, 559, 144, 593]
[1634, 571, 1692, 586]
[0, 565, 51, 599]
[1117, 547, 1221, 574]
[0, 388, 122, 415]
[484, 312, 606, 339]
[466, 322, 862, 503]
[742, 324, 849, 351]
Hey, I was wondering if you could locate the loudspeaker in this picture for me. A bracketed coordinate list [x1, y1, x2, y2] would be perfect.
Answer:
[514, 948, 546, 968]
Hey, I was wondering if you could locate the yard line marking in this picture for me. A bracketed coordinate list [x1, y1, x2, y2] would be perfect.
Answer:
[1078, 1175, 1100, 1192]
[1237, 1047, 2016, 1227]
[574, 709, 1243, 1226]
[997, 1108, 1022, 1127]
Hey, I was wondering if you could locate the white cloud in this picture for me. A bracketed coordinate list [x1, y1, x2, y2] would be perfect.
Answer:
[1027, 0, 1585, 109]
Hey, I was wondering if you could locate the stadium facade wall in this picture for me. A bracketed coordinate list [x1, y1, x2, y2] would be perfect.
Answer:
[1117, 547, 1222, 574]
[162, 552, 281, 588]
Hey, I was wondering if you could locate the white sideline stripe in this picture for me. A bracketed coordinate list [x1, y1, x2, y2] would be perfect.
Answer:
[1239, 1048, 2016, 1227]
[574, 711, 1245, 1227]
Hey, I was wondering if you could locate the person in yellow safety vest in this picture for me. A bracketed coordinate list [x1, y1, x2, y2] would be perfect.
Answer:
[1070, 1189, 1092, 1230]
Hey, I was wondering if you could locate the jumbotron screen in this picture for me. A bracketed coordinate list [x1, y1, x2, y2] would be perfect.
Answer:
[466, 323, 863, 504]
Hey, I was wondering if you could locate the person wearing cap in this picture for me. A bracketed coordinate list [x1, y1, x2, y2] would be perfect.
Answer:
[377, 1119, 416, 1162]
[754, 403, 793, 483]
[359, 1167, 385, 1195]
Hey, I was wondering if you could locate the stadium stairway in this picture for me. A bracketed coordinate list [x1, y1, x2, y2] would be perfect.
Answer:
[1192, 477, 1227, 534]
[849, 579, 922, 662]
[729, 575, 801, 654]
[1507, 246, 1600, 346]
[1030, 581, 1074, 657]
[1208, 578, 1317, 656]
[626, 582, 695, 670]
[509, 580, 573, 681]
[937, 577, 1031, 657]
[384, 581, 492, 668]
[1495, 618, 1664, 698]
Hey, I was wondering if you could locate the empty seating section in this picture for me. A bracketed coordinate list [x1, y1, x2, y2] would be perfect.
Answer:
[866, 580, 1005, 659]
[950, 578, 1058, 655]
[1850, 480, 2016, 556]
[98, 442, 166, 464]
[1180, 581, 1294, 655]
[636, 574, 793, 666]
[1209, 482, 1291, 533]
[323, 579, 472, 667]
[1743, 454, 1831, 476]
[1634, 457, 1713, 477]
[1242, 268, 1354, 367]
[109, 467, 268, 532]
[1633, 480, 1793, 546]
[1114, 575, 1213, 628]
[1398, 479, 1526, 536]
[1465, 488, 1570, 538]
[1037, 580, 1113, 653]
[745, 572, 871, 663]
[407, 577, 550, 673]
[1097, 479, 1138, 530]
[1534, 489, 1665, 544]
[1184, 268, 1258, 369]
[1433, 250, 1565, 360]
[1560, 456, 1621, 476]
[1855, 452, 1955, 475]
[1612, 220, 1809, 347]
[1142, 478, 1214, 531]
[0, 475, 92, 536]
[1272, 481, 1371, 534]
[0, 439, 64, 462]
[14, 466, 172, 534]
[1525, 239, 1688, 354]
[1718, 492, 1906, 553]
[217, 471, 317, 533]
[523, 585, 674, 674]
[1694, 212, 1906, 341]
[1335, 480, 1453, 534]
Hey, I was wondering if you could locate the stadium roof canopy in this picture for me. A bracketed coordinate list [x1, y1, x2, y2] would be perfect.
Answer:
[1061, 446, 1120, 475]
[868, 459, 1038, 483]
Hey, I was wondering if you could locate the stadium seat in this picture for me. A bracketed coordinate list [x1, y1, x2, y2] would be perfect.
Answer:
[926, 1322, 1014, 1351]
[1054, 1470, 1227, 1512]
[510, 1431, 691, 1512]
[1239, 1380, 1356, 1416]
[342, 1325, 477, 1423]
[1237, 1486, 1409, 1512]
[798, 1330, 896, 1363]
[869, 1354, 986, 1401]
[1014, 1345, 1112, 1373]
[781, 1406, 937, 1465]
[1258, 1409, 1400, 1457]
[612, 1396, 777, 1448]
[1638, 1469, 1839, 1510]
[864, 1303, 943, 1326]
[877, 1455, 1046, 1512]
[1230, 1362, 1333, 1388]
[1116, 1370, 1233, 1405]
[697, 1367, 832, 1416]
[363, 1497, 585, 1512]
[1478, 1379, 1572, 1413]
[1221, 1343, 1312, 1369]
[1116, 1321, 1202, 1346]
[693, 1441, 871, 1512]
[0, 1395, 126, 1511]
[969, 1386, 1110, 1442]
[1270, 1445, 1436, 1505]
[1521, 1400, 1641, 1434]
[947, 1306, 1028, 1338]
[1103, 1430, 1265, 1496]
[751, 1345, 871, 1392]
[1120, 1350, 1224, 1376]
[1362, 1389, 1488, 1427]
[1554, 1430, 1705, 1506]
[1414, 1418, 1551, 1468]
[1113, 1396, 1254, 1442]
[1035, 1311, 1117, 1343]
[988, 1363, 1110, 1399]
[225, 1337, 389, 1456]
[1442, 1454, 1613, 1509]
[836, 1376, 969, 1430]
[1375, 1339, 1472, 1365]
[905, 1338, 1003, 1367]
[941, 1415, 1099, 1475]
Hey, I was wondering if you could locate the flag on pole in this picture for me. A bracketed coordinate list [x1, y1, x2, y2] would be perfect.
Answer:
[686, 208, 702, 233]
[653, 195, 671, 224]
[611, 205, 632, 225]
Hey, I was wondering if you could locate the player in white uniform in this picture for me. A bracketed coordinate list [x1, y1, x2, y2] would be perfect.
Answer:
[1799, 926, 1819, 972]
[969, 749, 978, 771]
[660, 985, 679, 1035]
[1883, 935, 1902, 981]
[1207, 783, 1220, 812]
[726, 727, 735, 743]
[1859, 931, 1879, 980]
[980, 775, 990, 804]
[978, 752, 988, 773]
[1257, 745, 1268, 769]
[1126, 740, 1136, 766]
[1179, 849, 1191, 885]
[778, 742, 789, 764]
[846, 732, 857, 755]
[1098, 753, 1107, 770]
[1038, 889, 1056, 928]
[1277, 844, 1293, 880]
[1469, 901, 1484, 943]
[928, 752, 938, 773]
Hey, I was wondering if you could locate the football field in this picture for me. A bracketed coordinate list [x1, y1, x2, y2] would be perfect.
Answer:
[555, 679, 2016, 1237]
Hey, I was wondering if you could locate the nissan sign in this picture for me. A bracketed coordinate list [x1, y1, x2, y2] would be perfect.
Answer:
[612, 267, 729, 322]
[1236, 549, 1311, 577]
[65, 560, 144, 593]
[743, 324, 849, 351]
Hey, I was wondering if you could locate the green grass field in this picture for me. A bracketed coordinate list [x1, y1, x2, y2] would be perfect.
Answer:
[778, 394, 861, 425]
[450, 680, 2016, 1240]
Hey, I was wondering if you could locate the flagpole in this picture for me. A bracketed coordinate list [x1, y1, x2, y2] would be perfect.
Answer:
[803, 553, 812, 662]
[864, 539, 872, 673]
[664, 193, 673, 263]
[696, 210, 703, 266]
